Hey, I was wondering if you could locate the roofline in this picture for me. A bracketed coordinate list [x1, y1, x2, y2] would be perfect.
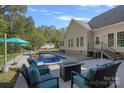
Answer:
[93, 21, 124, 31]
[71, 19, 91, 30]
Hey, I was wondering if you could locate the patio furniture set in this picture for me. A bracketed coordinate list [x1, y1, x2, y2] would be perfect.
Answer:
[20, 57, 121, 88]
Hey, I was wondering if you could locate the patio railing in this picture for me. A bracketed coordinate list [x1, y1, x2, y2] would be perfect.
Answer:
[87, 42, 123, 61]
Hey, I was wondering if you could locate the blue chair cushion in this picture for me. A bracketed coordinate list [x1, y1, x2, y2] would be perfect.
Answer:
[73, 75, 89, 88]
[38, 65, 48, 69]
[27, 57, 37, 64]
[36, 79, 57, 88]
[73, 68, 96, 88]
[37, 65, 50, 75]
[31, 58, 37, 63]
[34, 74, 58, 88]
[28, 63, 41, 85]
[27, 57, 50, 75]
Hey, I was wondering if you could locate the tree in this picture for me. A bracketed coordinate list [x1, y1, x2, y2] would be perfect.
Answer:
[0, 5, 9, 14]
[0, 14, 7, 33]
[0, 5, 65, 52]
[5, 5, 27, 35]
[29, 29, 46, 50]
[37, 25, 66, 48]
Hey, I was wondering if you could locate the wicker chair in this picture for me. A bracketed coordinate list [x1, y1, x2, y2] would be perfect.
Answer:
[20, 64, 59, 88]
[71, 61, 121, 88]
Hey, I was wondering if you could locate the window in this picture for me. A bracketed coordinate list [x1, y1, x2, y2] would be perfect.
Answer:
[60, 41, 64, 46]
[95, 36, 100, 45]
[68, 39, 73, 48]
[80, 37, 83, 47]
[77, 37, 79, 47]
[71, 39, 73, 47]
[108, 33, 114, 47]
[68, 40, 70, 48]
[117, 31, 124, 47]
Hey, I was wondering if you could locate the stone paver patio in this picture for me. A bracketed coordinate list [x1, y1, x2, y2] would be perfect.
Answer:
[7, 53, 124, 88]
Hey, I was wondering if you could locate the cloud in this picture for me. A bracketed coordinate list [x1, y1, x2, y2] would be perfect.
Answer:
[57, 15, 90, 21]
[77, 5, 100, 10]
[94, 5, 117, 13]
[80, 5, 100, 8]
[43, 13, 52, 15]
[105, 5, 117, 8]
[28, 7, 38, 12]
[40, 9, 48, 13]
[94, 9, 103, 13]
[52, 11, 61, 14]
[77, 5, 117, 11]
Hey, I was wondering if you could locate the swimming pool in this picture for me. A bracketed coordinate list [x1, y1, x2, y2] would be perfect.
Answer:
[32, 52, 66, 63]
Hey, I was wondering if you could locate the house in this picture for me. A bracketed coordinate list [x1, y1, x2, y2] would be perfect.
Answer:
[40, 43, 55, 49]
[59, 5, 124, 60]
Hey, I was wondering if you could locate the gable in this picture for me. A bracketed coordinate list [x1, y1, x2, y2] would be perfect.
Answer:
[65, 19, 91, 38]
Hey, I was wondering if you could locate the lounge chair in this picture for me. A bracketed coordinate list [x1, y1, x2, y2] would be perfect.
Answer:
[27, 57, 50, 75]
[20, 64, 59, 88]
[71, 61, 121, 88]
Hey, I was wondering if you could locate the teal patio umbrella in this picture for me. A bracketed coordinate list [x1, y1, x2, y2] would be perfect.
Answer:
[19, 43, 29, 54]
[0, 38, 4, 42]
[6, 38, 29, 44]
[20, 43, 29, 47]
[6, 38, 30, 65]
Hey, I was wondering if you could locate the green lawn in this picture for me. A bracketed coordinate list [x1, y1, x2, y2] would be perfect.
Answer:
[0, 54, 18, 67]
[0, 68, 20, 88]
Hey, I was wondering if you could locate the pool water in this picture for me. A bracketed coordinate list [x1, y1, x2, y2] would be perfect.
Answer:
[32, 52, 66, 63]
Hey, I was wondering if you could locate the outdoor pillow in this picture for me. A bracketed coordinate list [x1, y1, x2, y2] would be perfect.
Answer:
[83, 68, 97, 81]
[73, 68, 97, 87]
[98, 62, 114, 69]
[28, 63, 41, 85]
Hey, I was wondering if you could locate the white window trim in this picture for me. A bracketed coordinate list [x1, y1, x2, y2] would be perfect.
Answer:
[94, 35, 101, 45]
[80, 36, 84, 47]
[106, 32, 115, 48]
[116, 31, 124, 48]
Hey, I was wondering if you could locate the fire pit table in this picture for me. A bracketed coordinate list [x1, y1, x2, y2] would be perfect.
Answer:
[58, 61, 84, 82]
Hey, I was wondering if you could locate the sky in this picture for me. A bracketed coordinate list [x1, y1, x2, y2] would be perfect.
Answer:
[26, 5, 117, 29]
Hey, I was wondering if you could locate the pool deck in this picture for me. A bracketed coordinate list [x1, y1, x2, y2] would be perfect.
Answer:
[5, 52, 124, 88]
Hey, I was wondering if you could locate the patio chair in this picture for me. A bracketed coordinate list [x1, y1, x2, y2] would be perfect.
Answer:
[20, 64, 59, 88]
[27, 57, 50, 75]
[71, 61, 121, 88]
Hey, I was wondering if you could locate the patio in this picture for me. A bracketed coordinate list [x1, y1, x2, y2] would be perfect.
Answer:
[12, 53, 124, 88]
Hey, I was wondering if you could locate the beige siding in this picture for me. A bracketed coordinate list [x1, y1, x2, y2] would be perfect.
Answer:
[94, 22, 124, 52]
[63, 20, 90, 53]
[87, 31, 94, 50]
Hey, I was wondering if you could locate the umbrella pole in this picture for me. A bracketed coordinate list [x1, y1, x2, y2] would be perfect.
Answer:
[11, 45, 17, 65]
[3, 33, 9, 72]
[4, 33, 7, 67]
[14, 54, 15, 64]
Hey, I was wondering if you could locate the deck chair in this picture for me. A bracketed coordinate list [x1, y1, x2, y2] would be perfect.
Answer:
[20, 64, 59, 88]
[71, 61, 121, 88]
[27, 57, 50, 75]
